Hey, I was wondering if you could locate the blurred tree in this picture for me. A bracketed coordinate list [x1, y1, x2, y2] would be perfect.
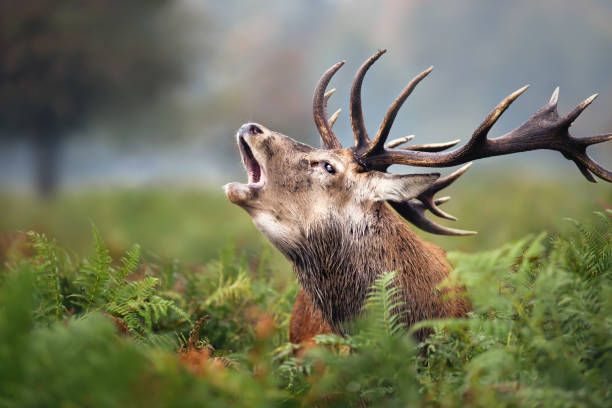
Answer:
[0, 0, 187, 196]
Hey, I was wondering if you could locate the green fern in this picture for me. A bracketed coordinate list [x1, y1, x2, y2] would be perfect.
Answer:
[4, 210, 611, 407]
[116, 244, 141, 283]
[205, 267, 252, 307]
[27, 231, 64, 322]
[73, 225, 113, 313]
[364, 270, 407, 337]
[104, 274, 190, 340]
[24, 227, 190, 341]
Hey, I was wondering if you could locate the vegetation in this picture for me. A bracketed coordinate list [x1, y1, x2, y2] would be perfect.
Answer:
[1, 173, 610, 262]
[0, 0, 189, 195]
[0, 193, 610, 406]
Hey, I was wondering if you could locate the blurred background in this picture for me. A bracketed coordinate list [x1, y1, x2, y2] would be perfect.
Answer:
[1, 0, 611, 268]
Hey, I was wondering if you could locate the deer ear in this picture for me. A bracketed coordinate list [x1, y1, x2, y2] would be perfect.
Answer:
[370, 172, 439, 202]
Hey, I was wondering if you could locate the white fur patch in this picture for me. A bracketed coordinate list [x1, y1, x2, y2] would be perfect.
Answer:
[252, 212, 296, 252]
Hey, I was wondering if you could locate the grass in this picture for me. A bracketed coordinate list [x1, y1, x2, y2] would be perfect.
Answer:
[1, 172, 610, 263]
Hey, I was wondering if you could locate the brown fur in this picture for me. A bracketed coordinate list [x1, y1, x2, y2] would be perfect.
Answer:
[289, 288, 331, 344]
[225, 124, 470, 344]
[286, 204, 469, 341]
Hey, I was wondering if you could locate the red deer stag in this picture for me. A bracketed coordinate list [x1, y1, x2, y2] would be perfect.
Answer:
[224, 49, 612, 343]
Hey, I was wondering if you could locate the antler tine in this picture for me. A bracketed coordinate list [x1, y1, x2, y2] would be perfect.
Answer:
[570, 146, 612, 182]
[553, 93, 611, 183]
[386, 137, 461, 152]
[386, 135, 415, 149]
[562, 93, 612, 183]
[314, 61, 345, 149]
[389, 199, 477, 236]
[575, 133, 612, 146]
[403, 139, 461, 152]
[329, 108, 341, 128]
[536, 92, 612, 183]
[325, 87, 342, 129]
[351, 49, 387, 151]
[565, 93, 598, 124]
[566, 154, 597, 182]
[364, 66, 434, 157]
[416, 163, 472, 220]
[468, 85, 530, 147]
[549, 86, 560, 106]
[324, 88, 336, 103]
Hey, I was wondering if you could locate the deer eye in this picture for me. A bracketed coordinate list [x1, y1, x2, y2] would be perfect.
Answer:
[323, 161, 335, 174]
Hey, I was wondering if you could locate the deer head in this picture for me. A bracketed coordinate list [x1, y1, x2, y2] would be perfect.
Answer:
[224, 120, 438, 253]
[224, 49, 612, 336]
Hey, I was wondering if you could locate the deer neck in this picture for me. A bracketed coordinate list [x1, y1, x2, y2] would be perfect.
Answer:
[284, 203, 450, 333]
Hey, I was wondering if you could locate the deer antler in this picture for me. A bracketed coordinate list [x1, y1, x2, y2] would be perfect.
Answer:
[351, 49, 386, 151]
[387, 163, 475, 236]
[389, 197, 476, 236]
[415, 163, 473, 221]
[364, 65, 433, 157]
[385, 135, 415, 148]
[346, 50, 611, 183]
[315, 50, 612, 235]
[359, 82, 612, 182]
[384, 136, 462, 152]
[313, 61, 345, 149]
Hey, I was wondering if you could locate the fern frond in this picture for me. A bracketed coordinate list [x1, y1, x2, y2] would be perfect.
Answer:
[27, 231, 64, 321]
[116, 244, 141, 283]
[105, 275, 189, 337]
[205, 269, 252, 307]
[75, 226, 113, 313]
[363, 270, 407, 337]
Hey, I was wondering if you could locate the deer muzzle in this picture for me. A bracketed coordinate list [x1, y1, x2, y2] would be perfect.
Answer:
[224, 123, 267, 206]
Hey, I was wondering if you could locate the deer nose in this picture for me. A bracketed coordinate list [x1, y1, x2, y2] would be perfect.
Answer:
[239, 123, 264, 137]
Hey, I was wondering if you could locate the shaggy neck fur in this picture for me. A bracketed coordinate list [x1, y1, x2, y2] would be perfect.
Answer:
[284, 203, 467, 334]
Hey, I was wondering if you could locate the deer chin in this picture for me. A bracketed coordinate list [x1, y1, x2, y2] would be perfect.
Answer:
[224, 134, 267, 207]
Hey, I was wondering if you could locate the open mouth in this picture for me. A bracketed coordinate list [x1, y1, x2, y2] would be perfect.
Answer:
[238, 135, 265, 187]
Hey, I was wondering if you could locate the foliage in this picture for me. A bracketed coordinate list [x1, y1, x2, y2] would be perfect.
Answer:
[0, 0, 186, 127]
[24, 227, 190, 344]
[0, 0, 189, 194]
[0, 211, 611, 407]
